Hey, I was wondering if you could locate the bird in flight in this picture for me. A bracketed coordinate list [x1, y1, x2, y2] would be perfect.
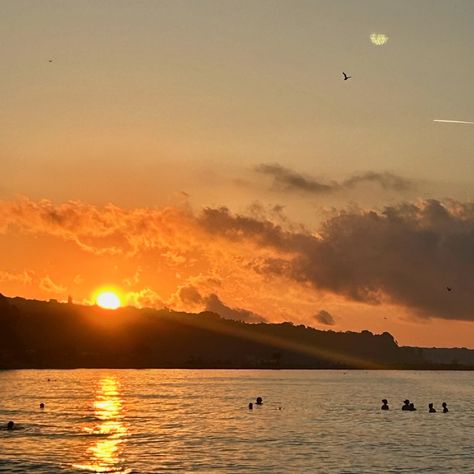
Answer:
[446, 287, 453, 292]
[342, 72, 351, 81]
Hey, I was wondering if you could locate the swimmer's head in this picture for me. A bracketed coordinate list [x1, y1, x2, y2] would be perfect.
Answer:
[7, 421, 14, 430]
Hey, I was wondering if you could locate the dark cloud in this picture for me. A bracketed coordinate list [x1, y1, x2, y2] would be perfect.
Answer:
[315, 310, 336, 326]
[343, 172, 412, 191]
[199, 200, 474, 321]
[256, 164, 335, 194]
[199, 206, 297, 250]
[204, 294, 266, 323]
[175, 285, 266, 323]
[178, 285, 204, 306]
[255, 163, 413, 194]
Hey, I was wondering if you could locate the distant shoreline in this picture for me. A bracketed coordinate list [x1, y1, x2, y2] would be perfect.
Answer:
[3, 294, 474, 371]
[2, 366, 474, 371]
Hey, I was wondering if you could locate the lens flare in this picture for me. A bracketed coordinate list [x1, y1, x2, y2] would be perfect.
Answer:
[370, 33, 389, 46]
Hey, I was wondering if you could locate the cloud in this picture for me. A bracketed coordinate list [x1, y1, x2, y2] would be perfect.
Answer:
[4, 196, 474, 323]
[172, 284, 266, 323]
[343, 172, 412, 191]
[255, 164, 412, 194]
[199, 200, 474, 321]
[124, 288, 165, 308]
[73, 274, 84, 285]
[255, 164, 335, 194]
[0, 197, 199, 259]
[315, 310, 335, 326]
[0, 270, 34, 285]
[39, 276, 66, 295]
[123, 267, 143, 287]
[204, 294, 266, 323]
[177, 285, 205, 307]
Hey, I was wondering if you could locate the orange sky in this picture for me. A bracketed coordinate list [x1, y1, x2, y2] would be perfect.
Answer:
[1, 197, 474, 349]
[1, 1, 474, 347]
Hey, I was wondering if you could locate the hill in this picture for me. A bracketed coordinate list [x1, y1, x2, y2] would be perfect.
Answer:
[0, 294, 472, 369]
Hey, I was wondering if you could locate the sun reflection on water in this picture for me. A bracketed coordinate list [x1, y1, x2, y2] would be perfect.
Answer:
[74, 377, 130, 473]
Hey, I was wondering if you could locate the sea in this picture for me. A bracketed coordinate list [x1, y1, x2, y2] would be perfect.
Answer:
[0, 370, 472, 473]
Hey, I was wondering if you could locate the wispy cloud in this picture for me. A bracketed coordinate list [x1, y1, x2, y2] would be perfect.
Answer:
[343, 172, 412, 191]
[0, 197, 198, 258]
[433, 119, 474, 125]
[0, 270, 33, 285]
[39, 276, 66, 295]
[255, 164, 334, 194]
[255, 164, 413, 195]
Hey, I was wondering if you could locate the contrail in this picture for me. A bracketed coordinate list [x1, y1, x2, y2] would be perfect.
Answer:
[433, 119, 474, 125]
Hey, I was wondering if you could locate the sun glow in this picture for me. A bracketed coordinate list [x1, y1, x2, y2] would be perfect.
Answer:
[96, 291, 121, 310]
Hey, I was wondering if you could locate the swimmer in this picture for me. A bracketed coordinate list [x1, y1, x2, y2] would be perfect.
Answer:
[2, 421, 24, 431]
[428, 403, 436, 413]
[248, 402, 253, 410]
[256, 397, 263, 405]
[402, 400, 411, 411]
[40, 403, 45, 409]
[381, 399, 389, 410]
[442, 402, 448, 413]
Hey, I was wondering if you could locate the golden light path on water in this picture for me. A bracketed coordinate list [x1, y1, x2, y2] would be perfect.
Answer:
[73, 377, 130, 473]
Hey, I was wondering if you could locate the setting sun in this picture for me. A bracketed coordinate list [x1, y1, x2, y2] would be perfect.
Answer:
[96, 291, 121, 310]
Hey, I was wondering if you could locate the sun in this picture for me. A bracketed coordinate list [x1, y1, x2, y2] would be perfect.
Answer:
[96, 291, 121, 310]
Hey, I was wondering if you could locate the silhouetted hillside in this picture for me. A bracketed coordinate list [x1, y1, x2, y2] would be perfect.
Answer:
[0, 294, 472, 369]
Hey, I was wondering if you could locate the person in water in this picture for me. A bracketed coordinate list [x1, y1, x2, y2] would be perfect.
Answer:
[428, 403, 436, 413]
[248, 402, 253, 410]
[256, 397, 263, 405]
[381, 399, 389, 410]
[409, 402, 416, 411]
[402, 400, 411, 411]
[2, 421, 24, 431]
[40, 403, 45, 409]
[442, 402, 449, 413]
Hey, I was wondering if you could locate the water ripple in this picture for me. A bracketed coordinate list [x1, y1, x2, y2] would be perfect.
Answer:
[0, 370, 473, 472]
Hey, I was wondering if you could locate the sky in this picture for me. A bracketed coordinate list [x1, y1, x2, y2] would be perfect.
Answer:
[1, 0, 474, 348]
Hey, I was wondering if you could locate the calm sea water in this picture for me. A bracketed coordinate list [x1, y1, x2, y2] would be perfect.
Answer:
[0, 370, 472, 473]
